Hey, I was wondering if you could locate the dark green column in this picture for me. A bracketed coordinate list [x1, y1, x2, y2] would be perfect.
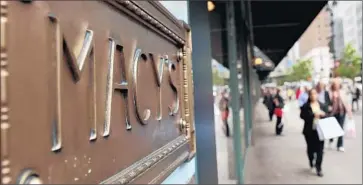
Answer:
[188, 1, 218, 184]
[226, 1, 244, 184]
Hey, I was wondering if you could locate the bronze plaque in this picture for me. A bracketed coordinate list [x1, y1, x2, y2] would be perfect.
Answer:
[0, 0, 194, 184]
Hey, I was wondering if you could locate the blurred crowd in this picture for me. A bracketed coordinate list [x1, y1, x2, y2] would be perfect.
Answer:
[261, 77, 361, 177]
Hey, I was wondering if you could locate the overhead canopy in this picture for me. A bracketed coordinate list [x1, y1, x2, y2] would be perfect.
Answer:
[253, 46, 275, 71]
[251, 1, 328, 79]
[208, 1, 327, 80]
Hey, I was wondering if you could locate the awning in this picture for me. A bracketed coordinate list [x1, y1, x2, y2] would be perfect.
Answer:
[253, 46, 275, 71]
[251, 1, 328, 79]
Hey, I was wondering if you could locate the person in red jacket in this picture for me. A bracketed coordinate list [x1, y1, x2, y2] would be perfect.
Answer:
[219, 89, 230, 137]
[273, 89, 284, 135]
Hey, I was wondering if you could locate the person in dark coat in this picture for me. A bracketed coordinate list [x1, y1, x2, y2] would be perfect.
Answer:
[263, 88, 275, 121]
[316, 81, 331, 112]
[273, 88, 284, 135]
[300, 89, 328, 177]
[351, 84, 361, 112]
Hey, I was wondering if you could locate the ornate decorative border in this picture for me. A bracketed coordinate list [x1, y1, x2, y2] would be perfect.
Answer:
[148, 151, 189, 184]
[182, 24, 196, 155]
[0, 1, 11, 184]
[100, 135, 189, 184]
[112, 0, 185, 45]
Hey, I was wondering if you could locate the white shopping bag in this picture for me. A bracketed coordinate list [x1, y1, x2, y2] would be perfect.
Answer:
[345, 119, 356, 138]
[316, 117, 344, 141]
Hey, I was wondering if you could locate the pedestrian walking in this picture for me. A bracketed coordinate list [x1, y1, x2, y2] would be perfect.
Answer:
[287, 88, 293, 101]
[263, 88, 275, 121]
[300, 89, 328, 177]
[273, 89, 284, 135]
[316, 81, 331, 112]
[298, 86, 309, 110]
[296, 86, 301, 100]
[219, 89, 230, 137]
[327, 79, 353, 152]
[351, 84, 361, 112]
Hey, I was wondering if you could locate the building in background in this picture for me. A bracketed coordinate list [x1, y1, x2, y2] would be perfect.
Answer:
[289, 41, 301, 65]
[269, 41, 300, 79]
[298, 6, 333, 82]
[332, 17, 345, 60]
[268, 1, 362, 83]
[332, 1, 362, 57]
[357, 1, 362, 56]
[283, 41, 300, 70]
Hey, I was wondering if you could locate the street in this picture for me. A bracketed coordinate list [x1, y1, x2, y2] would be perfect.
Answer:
[244, 100, 362, 184]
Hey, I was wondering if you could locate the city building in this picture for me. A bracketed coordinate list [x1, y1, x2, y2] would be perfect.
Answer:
[332, 1, 362, 57]
[269, 41, 300, 78]
[298, 6, 333, 82]
[332, 16, 345, 59]
[357, 2, 362, 56]
[282, 42, 300, 70]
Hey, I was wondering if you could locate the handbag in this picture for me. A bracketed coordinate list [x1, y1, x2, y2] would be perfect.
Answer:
[345, 118, 356, 138]
[274, 108, 283, 117]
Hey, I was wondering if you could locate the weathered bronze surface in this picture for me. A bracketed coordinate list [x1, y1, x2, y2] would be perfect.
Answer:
[0, 0, 194, 184]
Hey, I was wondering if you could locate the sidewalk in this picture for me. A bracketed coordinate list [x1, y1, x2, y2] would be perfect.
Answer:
[244, 100, 362, 184]
[214, 104, 238, 184]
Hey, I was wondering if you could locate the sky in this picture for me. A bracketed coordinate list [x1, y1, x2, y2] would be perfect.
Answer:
[159, 1, 189, 23]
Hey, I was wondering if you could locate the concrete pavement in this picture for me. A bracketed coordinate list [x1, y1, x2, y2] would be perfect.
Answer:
[214, 104, 238, 184]
[244, 100, 362, 184]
